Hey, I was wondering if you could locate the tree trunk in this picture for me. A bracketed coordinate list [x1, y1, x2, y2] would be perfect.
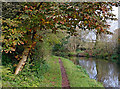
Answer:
[14, 47, 30, 75]
[94, 33, 99, 49]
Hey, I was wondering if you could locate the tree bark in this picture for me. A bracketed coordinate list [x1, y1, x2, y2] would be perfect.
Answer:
[14, 47, 30, 75]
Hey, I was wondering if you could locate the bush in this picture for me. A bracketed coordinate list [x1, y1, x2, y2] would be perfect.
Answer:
[2, 42, 50, 87]
[85, 52, 89, 57]
[2, 53, 12, 66]
[2, 57, 49, 87]
[76, 65, 89, 76]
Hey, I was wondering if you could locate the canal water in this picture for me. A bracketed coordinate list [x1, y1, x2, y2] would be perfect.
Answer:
[69, 57, 120, 87]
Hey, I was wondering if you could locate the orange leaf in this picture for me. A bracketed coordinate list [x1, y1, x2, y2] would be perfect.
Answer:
[29, 29, 32, 32]
[21, 42, 24, 45]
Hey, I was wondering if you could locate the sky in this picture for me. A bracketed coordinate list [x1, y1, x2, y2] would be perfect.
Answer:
[107, 6, 118, 33]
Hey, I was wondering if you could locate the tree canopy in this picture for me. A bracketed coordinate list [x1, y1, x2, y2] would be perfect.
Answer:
[2, 2, 118, 53]
[2, 2, 118, 74]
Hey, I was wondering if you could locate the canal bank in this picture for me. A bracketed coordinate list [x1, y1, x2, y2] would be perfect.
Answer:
[67, 56, 120, 87]
[57, 56, 104, 87]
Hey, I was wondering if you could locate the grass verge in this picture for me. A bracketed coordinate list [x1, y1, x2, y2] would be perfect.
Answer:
[55, 56, 104, 87]
[2, 56, 62, 87]
[39, 56, 62, 87]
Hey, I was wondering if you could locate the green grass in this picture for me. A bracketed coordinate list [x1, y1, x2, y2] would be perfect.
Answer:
[76, 50, 85, 54]
[68, 52, 77, 55]
[39, 56, 62, 87]
[2, 56, 62, 87]
[55, 56, 104, 87]
[2, 55, 104, 87]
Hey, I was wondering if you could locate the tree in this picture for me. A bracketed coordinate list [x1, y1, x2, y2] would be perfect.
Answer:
[118, 28, 120, 64]
[2, 2, 64, 74]
[2, 2, 118, 74]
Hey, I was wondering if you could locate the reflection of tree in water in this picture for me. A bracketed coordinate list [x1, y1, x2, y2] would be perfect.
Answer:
[78, 58, 120, 87]
[96, 60, 119, 87]
[119, 73, 120, 87]
[79, 58, 97, 79]
[117, 64, 120, 87]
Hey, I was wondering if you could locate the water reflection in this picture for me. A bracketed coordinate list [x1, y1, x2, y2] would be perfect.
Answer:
[79, 59, 97, 79]
[77, 57, 120, 87]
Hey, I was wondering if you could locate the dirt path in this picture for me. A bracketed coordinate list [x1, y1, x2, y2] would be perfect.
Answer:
[59, 58, 70, 89]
